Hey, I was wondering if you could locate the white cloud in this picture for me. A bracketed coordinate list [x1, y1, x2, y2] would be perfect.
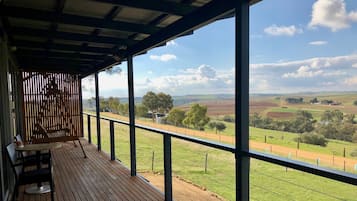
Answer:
[322, 70, 346, 76]
[166, 40, 177, 46]
[309, 0, 357, 32]
[147, 71, 153, 74]
[352, 63, 357, 68]
[150, 54, 177, 62]
[309, 40, 328, 45]
[264, 25, 303, 36]
[282, 66, 324, 78]
[134, 65, 234, 95]
[251, 54, 357, 70]
[198, 65, 216, 79]
[344, 76, 357, 85]
[321, 81, 335, 86]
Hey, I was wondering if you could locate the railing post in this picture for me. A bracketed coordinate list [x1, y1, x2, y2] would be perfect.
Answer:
[127, 55, 136, 176]
[164, 134, 172, 201]
[95, 72, 101, 151]
[235, 0, 250, 201]
[87, 115, 91, 144]
[110, 120, 115, 161]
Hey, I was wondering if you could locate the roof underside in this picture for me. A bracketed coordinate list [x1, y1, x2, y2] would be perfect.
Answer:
[0, 0, 259, 77]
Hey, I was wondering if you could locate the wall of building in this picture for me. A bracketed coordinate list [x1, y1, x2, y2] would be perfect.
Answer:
[0, 33, 15, 201]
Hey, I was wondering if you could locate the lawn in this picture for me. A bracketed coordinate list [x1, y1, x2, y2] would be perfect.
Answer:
[250, 127, 357, 159]
[83, 115, 357, 201]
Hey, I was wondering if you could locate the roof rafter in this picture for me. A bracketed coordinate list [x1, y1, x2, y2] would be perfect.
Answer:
[17, 50, 105, 61]
[88, 1, 238, 75]
[10, 27, 137, 46]
[127, 1, 237, 56]
[13, 40, 123, 55]
[0, 5, 160, 34]
[94, 0, 197, 16]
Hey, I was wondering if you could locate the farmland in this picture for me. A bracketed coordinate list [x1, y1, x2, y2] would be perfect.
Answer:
[82, 92, 357, 200]
[82, 112, 357, 201]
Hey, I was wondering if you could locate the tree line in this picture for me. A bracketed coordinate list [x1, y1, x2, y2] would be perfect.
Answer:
[250, 109, 357, 146]
[87, 91, 226, 133]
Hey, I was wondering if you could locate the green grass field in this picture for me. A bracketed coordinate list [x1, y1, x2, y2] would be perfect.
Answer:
[83, 115, 357, 201]
[267, 106, 325, 119]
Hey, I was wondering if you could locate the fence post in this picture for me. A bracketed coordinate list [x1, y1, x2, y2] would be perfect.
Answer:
[87, 115, 91, 144]
[343, 147, 346, 158]
[164, 134, 172, 201]
[152, 151, 155, 172]
[110, 120, 115, 161]
[205, 153, 208, 173]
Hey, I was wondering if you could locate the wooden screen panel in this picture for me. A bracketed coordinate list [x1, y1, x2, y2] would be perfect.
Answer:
[22, 72, 82, 142]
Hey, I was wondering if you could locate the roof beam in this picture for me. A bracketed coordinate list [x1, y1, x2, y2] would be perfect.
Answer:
[94, 0, 197, 16]
[81, 6, 123, 57]
[126, 1, 237, 56]
[20, 58, 93, 66]
[46, 0, 66, 49]
[13, 40, 124, 55]
[10, 27, 137, 46]
[17, 50, 105, 61]
[0, 6, 159, 34]
[82, 57, 120, 77]
[19, 64, 88, 74]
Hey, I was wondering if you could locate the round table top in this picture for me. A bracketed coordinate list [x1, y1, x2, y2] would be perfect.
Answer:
[15, 142, 62, 151]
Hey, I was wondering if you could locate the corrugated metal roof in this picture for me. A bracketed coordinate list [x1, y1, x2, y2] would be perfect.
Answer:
[0, 0, 260, 76]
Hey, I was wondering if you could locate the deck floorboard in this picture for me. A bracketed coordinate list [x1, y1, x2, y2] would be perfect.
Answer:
[18, 140, 164, 201]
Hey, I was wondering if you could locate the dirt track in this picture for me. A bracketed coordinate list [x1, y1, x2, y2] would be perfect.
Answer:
[102, 112, 357, 171]
[141, 173, 224, 201]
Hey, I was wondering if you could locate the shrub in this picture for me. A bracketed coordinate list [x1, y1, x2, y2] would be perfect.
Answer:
[295, 133, 328, 147]
[223, 115, 235, 122]
[350, 149, 357, 157]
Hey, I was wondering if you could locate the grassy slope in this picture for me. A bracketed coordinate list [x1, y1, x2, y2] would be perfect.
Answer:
[83, 115, 357, 201]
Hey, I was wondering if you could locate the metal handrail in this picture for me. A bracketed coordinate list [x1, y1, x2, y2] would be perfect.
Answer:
[83, 112, 357, 194]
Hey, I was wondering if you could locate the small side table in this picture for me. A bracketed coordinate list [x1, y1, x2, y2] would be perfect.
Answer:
[16, 143, 61, 194]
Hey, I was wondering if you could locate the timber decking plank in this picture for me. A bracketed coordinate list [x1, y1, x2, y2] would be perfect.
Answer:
[19, 140, 164, 201]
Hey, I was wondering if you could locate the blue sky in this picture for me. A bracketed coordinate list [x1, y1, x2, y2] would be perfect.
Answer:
[82, 0, 357, 98]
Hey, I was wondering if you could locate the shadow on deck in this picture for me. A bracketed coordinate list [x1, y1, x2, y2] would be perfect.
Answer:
[18, 140, 164, 201]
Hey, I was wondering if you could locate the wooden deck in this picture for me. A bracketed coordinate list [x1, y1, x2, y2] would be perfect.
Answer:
[18, 140, 164, 201]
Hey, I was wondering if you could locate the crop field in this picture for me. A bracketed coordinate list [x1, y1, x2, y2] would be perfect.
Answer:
[177, 99, 235, 116]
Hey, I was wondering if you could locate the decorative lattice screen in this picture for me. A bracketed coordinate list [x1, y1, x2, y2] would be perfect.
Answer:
[22, 72, 82, 142]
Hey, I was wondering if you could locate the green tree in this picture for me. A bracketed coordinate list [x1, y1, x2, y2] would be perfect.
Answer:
[208, 121, 227, 134]
[294, 110, 314, 133]
[183, 104, 210, 130]
[344, 114, 355, 124]
[142, 91, 159, 121]
[321, 110, 343, 123]
[208, 121, 217, 133]
[317, 123, 339, 139]
[338, 123, 355, 142]
[118, 103, 129, 116]
[216, 122, 227, 133]
[332, 110, 343, 122]
[352, 133, 357, 143]
[321, 110, 333, 122]
[99, 97, 109, 112]
[107, 97, 120, 113]
[157, 92, 173, 113]
[354, 100, 357, 106]
[135, 104, 148, 117]
[142, 91, 174, 121]
[167, 108, 185, 126]
[250, 113, 263, 128]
